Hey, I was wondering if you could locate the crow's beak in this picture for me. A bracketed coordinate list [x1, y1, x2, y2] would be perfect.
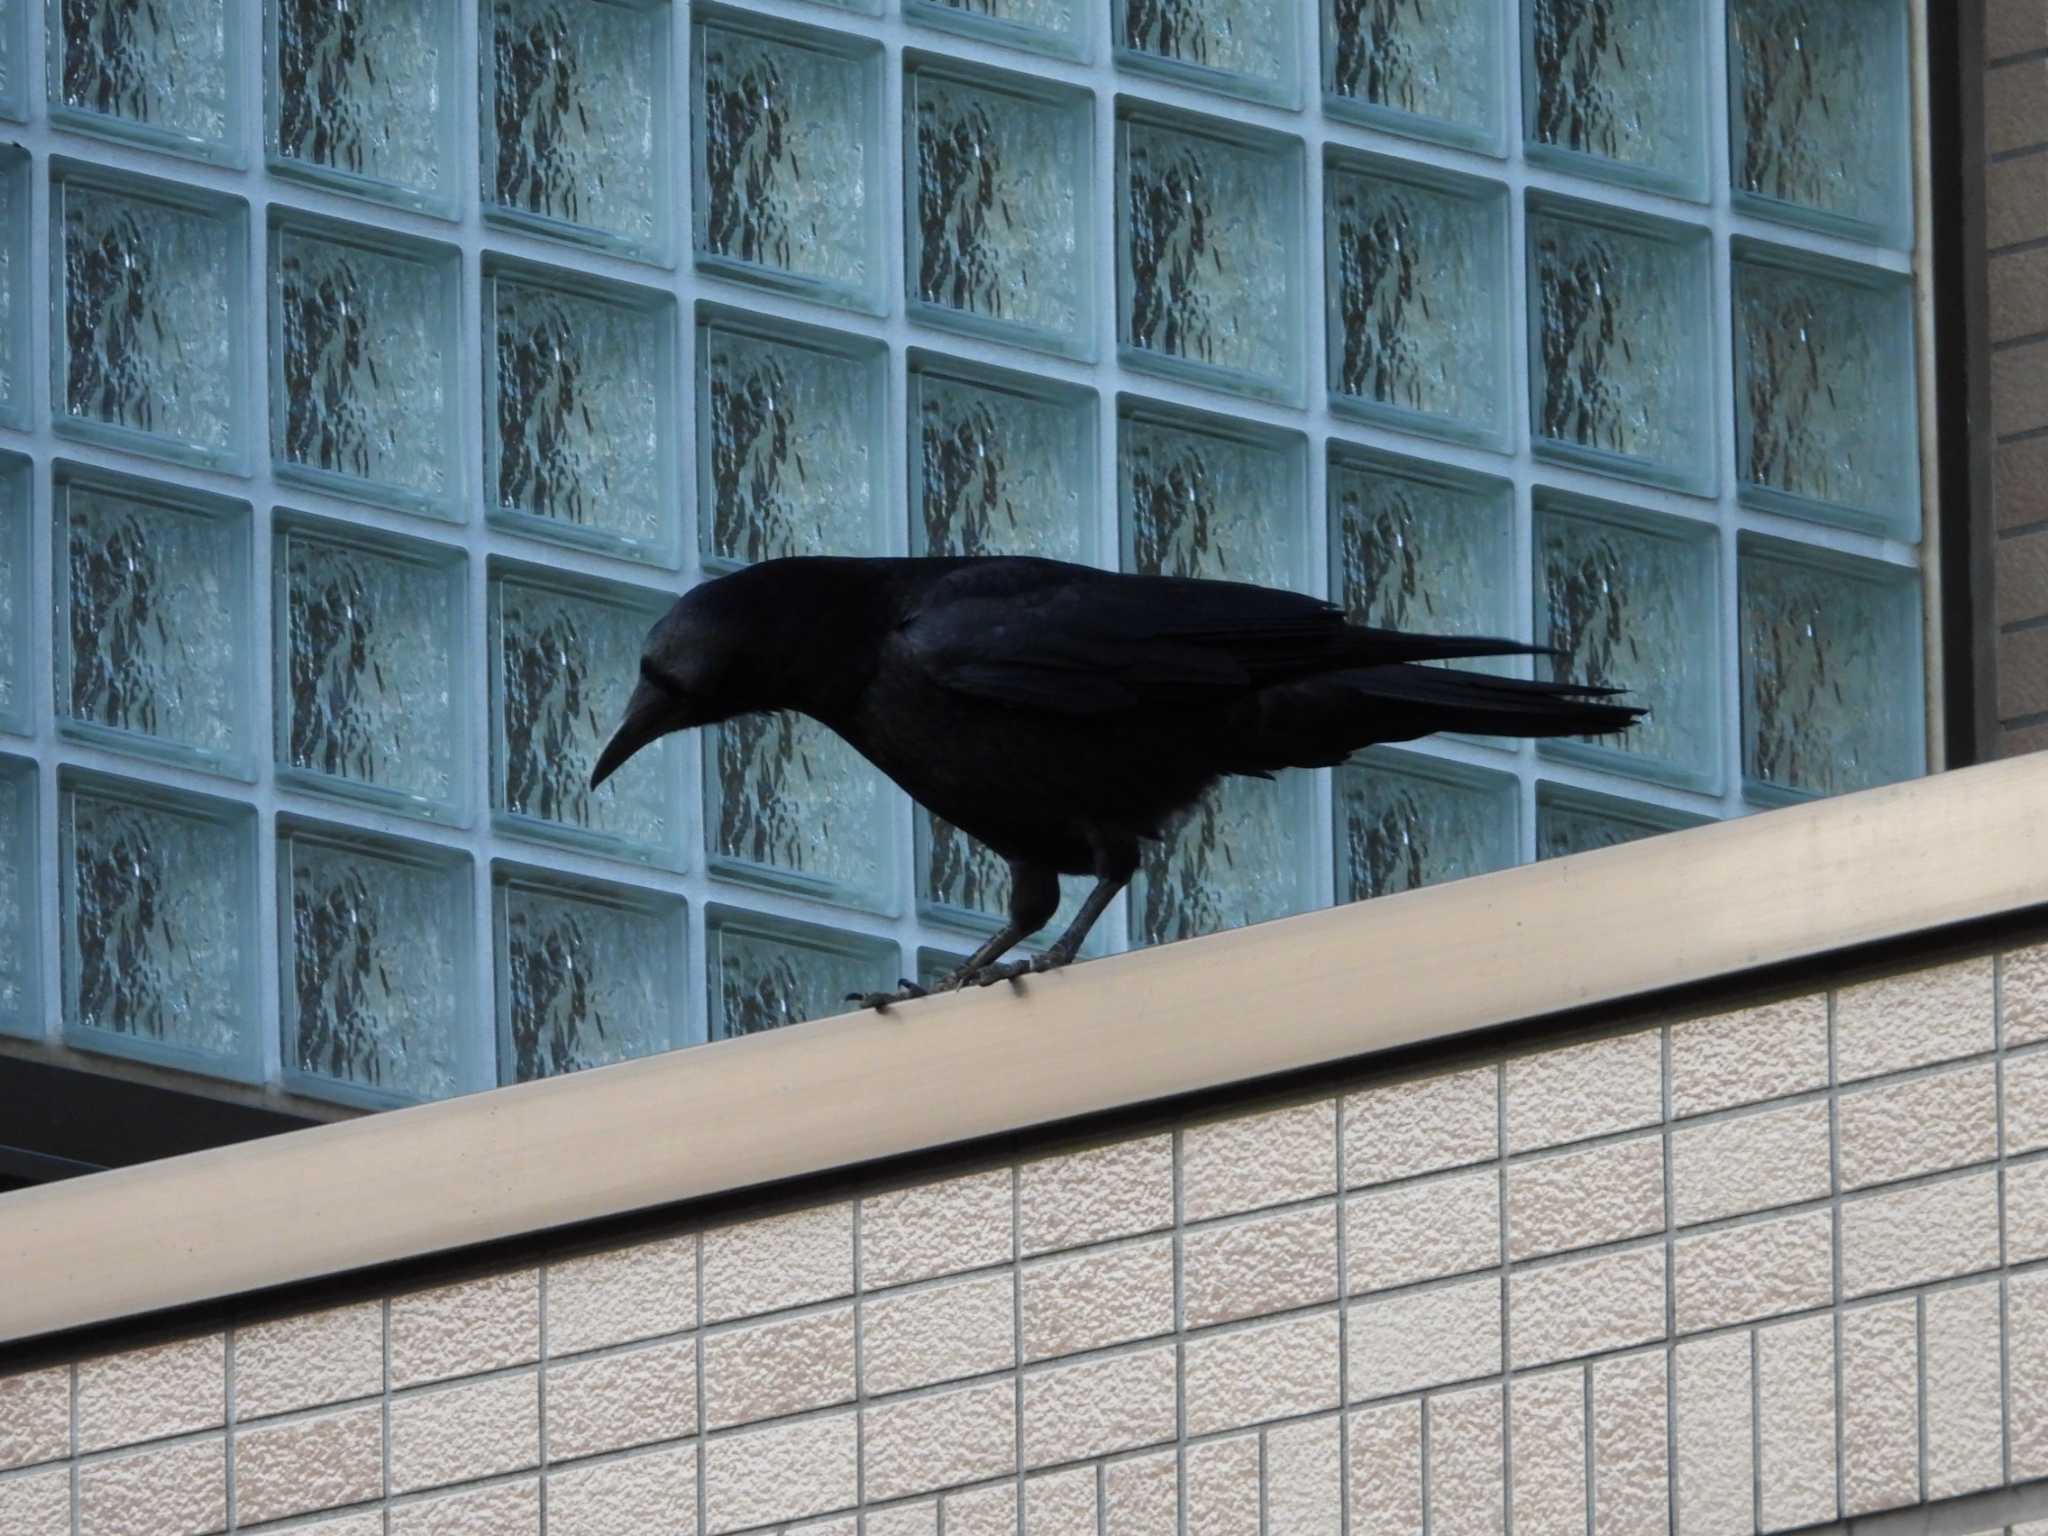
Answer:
[590, 677, 678, 790]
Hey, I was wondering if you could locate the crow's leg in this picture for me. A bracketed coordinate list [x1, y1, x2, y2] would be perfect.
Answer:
[851, 859, 1059, 1010]
[970, 848, 1135, 989]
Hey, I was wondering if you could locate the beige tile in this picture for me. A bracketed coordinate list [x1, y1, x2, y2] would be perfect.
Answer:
[1104, 1448, 1178, 1536]
[1349, 1276, 1501, 1399]
[1590, 1350, 1667, 1536]
[1025, 1466, 1099, 1536]
[1347, 1170, 1497, 1291]
[0, 1366, 70, 1470]
[389, 1479, 540, 1536]
[1509, 1136, 1664, 1259]
[862, 1378, 1015, 1502]
[1673, 1209, 1833, 1333]
[1507, 1030, 1662, 1154]
[390, 1269, 539, 1388]
[1837, 1063, 1997, 1188]
[1345, 1065, 1497, 1186]
[1835, 957, 1994, 1081]
[1988, 148, 2048, 250]
[1186, 1433, 1260, 1536]
[862, 1272, 1015, 1397]
[1671, 1100, 1830, 1226]
[1021, 1345, 1176, 1468]
[1990, 58, 2048, 154]
[703, 1203, 854, 1323]
[1669, 993, 1828, 1117]
[860, 1168, 1012, 1290]
[1266, 1414, 1342, 1536]
[1675, 1333, 1751, 1536]
[1019, 1134, 1173, 1256]
[77, 1333, 224, 1453]
[1757, 1315, 1836, 1530]
[1841, 1299, 1920, 1514]
[1841, 1169, 2000, 1296]
[546, 1443, 697, 1536]
[389, 1370, 539, 1494]
[2012, 1270, 2048, 1478]
[702, 1410, 857, 1534]
[286, 1516, 383, 1536]
[1990, 0, 2048, 57]
[235, 1302, 383, 1420]
[1428, 1386, 1503, 1536]
[1183, 1312, 1340, 1436]
[2013, 1156, 2048, 1262]
[546, 1233, 696, 1357]
[703, 1306, 854, 1431]
[0, 1466, 71, 1536]
[943, 1481, 1017, 1536]
[1185, 1204, 1338, 1326]
[547, 1337, 697, 1461]
[1181, 1100, 1336, 1221]
[2009, 1050, 2048, 1153]
[233, 1402, 383, 1525]
[2007, 942, 2048, 1044]
[1511, 1245, 1667, 1368]
[78, 1435, 225, 1536]
[1347, 1400, 1423, 1536]
[1510, 1370, 1586, 1536]
[865, 1501, 937, 1536]
[1926, 1280, 2002, 1498]
[1022, 1238, 1175, 1361]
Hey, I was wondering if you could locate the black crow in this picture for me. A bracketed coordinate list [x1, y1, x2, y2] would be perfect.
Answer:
[590, 555, 1644, 1008]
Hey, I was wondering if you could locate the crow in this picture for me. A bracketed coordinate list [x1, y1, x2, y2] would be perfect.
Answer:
[590, 555, 1644, 1008]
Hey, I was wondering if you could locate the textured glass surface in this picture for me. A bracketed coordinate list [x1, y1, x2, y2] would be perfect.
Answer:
[58, 480, 249, 775]
[698, 316, 884, 568]
[271, 0, 455, 211]
[1119, 115, 1301, 402]
[1336, 749, 1517, 902]
[906, 67, 1089, 355]
[486, 0, 666, 258]
[271, 222, 458, 514]
[1321, 0, 1500, 149]
[1535, 495, 1718, 789]
[1734, 247, 1917, 538]
[915, 811, 1094, 948]
[0, 0, 19, 119]
[1332, 451, 1513, 645]
[1536, 782, 1706, 858]
[278, 524, 463, 818]
[707, 711, 891, 910]
[0, 460, 24, 736]
[0, 759, 36, 1035]
[1525, 0, 1705, 194]
[1529, 201, 1713, 491]
[695, 18, 879, 307]
[708, 907, 897, 1038]
[55, 174, 243, 468]
[487, 268, 676, 562]
[911, 364, 1093, 562]
[0, 150, 24, 428]
[62, 778, 254, 1069]
[1739, 536, 1921, 803]
[496, 873, 682, 1082]
[53, 0, 238, 160]
[283, 828, 470, 1103]
[903, 0, 1083, 59]
[1729, 0, 1907, 244]
[1325, 160, 1507, 445]
[491, 569, 682, 865]
[1116, 0, 1298, 105]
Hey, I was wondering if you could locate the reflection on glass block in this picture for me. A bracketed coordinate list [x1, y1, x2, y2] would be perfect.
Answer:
[1528, 198, 1714, 493]
[917, 946, 969, 991]
[1524, 0, 1705, 196]
[706, 710, 892, 911]
[1535, 780, 1708, 859]
[270, 0, 458, 214]
[0, 757, 37, 1036]
[1734, 244, 1918, 540]
[485, 0, 669, 260]
[1331, 447, 1513, 645]
[1729, 0, 1909, 246]
[53, 168, 247, 470]
[276, 518, 466, 821]
[1336, 748, 1517, 902]
[491, 565, 684, 867]
[271, 217, 461, 517]
[281, 823, 473, 1105]
[1739, 535, 1922, 804]
[0, 456, 25, 736]
[707, 906, 897, 1039]
[1118, 112, 1304, 404]
[0, 0, 20, 119]
[1325, 157, 1508, 447]
[56, 474, 252, 778]
[910, 358, 1094, 562]
[0, 148, 25, 429]
[51, 0, 241, 162]
[694, 13, 882, 310]
[486, 264, 678, 564]
[916, 809, 1097, 950]
[698, 312, 886, 569]
[495, 869, 683, 1083]
[1534, 492, 1719, 790]
[1116, 0, 1299, 107]
[906, 63, 1092, 357]
[1133, 774, 1312, 946]
[1321, 0, 1501, 151]
[60, 772, 257, 1076]
[903, 0, 1085, 61]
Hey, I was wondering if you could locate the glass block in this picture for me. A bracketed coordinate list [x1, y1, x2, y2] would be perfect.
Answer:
[485, 261, 680, 566]
[270, 214, 463, 518]
[1535, 780, 1708, 859]
[1325, 154, 1510, 449]
[1728, 0, 1910, 247]
[697, 309, 887, 570]
[494, 866, 684, 1083]
[0, 755, 37, 1038]
[490, 562, 686, 868]
[55, 469, 253, 779]
[268, 0, 460, 216]
[0, 454, 26, 737]
[903, 0, 1086, 63]
[51, 165, 249, 472]
[909, 354, 1095, 562]
[1528, 196, 1715, 494]
[0, 0, 22, 118]
[59, 770, 259, 1079]
[1533, 490, 1719, 791]
[1115, 0, 1300, 108]
[280, 821, 475, 1106]
[1330, 445, 1514, 646]
[49, 0, 243, 163]
[1321, 0, 1503, 153]
[275, 515, 467, 823]
[483, 0, 670, 263]
[1117, 110, 1305, 406]
[1523, 0, 1707, 198]
[1738, 534, 1923, 805]
[904, 59, 1094, 360]
[706, 905, 897, 1039]
[1335, 747, 1517, 902]
[693, 11, 884, 313]
[916, 946, 969, 991]
[915, 810, 1100, 954]
[0, 147, 26, 429]
[705, 710, 894, 913]
[1733, 242, 1919, 541]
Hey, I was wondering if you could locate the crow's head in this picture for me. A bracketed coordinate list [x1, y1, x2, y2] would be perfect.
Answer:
[589, 576, 757, 790]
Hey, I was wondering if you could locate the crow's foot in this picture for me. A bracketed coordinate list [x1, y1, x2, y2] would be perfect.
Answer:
[969, 952, 1071, 988]
[849, 978, 930, 1012]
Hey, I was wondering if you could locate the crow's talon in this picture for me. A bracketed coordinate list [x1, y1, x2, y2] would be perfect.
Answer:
[849, 980, 929, 1011]
[967, 953, 1071, 989]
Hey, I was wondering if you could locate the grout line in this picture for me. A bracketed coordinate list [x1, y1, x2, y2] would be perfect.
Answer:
[536, 1265, 548, 1536]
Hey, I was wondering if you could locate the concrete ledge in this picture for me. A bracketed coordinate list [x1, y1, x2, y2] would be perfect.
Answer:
[5, 754, 2048, 1347]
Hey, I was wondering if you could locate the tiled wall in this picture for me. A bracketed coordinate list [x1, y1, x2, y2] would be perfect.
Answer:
[11, 940, 2048, 1535]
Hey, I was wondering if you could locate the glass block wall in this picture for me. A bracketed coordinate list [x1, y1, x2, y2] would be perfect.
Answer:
[0, 0, 1927, 1106]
